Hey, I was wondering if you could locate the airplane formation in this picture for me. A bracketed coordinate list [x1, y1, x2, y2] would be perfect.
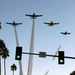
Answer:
[0, 13, 71, 75]
[0, 13, 71, 35]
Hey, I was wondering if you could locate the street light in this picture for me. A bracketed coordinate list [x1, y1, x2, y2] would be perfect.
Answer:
[25, 13, 42, 75]
[6, 21, 23, 75]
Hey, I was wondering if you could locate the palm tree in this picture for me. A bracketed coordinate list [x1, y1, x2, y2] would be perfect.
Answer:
[0, 39, 7, 75]
[0, 39, 6, 48]
[1, 46, 9, 75]
[70, 71, 75, 75]
[10, 64, 17, 75]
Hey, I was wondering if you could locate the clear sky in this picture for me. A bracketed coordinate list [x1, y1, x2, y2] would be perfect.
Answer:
[0, 0, 75, 75]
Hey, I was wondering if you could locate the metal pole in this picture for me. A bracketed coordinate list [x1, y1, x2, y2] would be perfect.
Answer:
[27, 18, 35, 75]
[14, 26, 23, 75]
[14, 26, 19, 46]
[22, 52, 75, 59]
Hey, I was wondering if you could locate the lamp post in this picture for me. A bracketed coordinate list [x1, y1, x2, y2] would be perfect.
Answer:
[25, 13, 42, 75]
[6, 21, 23, 75]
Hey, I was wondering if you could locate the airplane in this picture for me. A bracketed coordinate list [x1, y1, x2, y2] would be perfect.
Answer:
[25, 13, 42, 19]
[44, 21, 59, 26]
[61, 31, 71, 35]
[6, 21, 22, 26]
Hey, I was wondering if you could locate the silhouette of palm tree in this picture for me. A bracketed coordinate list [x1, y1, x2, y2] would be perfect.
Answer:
[70, 71, 75, 75]
[0, 40, 6, 57]
[10, 64, 17, 75]
[0, 39, 9, 75]
[0, 39, 6, 49]
[0, 39, 6, 75]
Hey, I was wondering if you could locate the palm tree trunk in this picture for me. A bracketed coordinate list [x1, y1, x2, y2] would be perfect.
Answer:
[4, 59, 6, 75]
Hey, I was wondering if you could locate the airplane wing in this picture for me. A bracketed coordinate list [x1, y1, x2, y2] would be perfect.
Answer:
[25, 14, 32, 17]
[67, 33, 71, 34]
[15, 23, 22, 25]
[53, 23, 59, 25]
[44, 22, 50, 24]
[61, 32, 65, 34]
[35, 15, 42, 17]
[6, 22, 13, 25]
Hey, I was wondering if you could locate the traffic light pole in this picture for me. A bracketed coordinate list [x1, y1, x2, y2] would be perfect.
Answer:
[22, 52, 75, 59]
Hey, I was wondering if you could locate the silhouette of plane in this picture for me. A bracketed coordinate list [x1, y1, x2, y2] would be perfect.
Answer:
[25, 13, 42, 19]
[6, 21, 22, 26]
[44, 21, 59, 26]
[61, 31, 71, 35]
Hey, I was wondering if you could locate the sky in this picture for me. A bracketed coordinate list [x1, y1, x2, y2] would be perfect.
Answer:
[0, 0, 75, 75]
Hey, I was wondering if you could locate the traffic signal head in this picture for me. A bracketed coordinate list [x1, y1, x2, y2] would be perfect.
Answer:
[15, 47, 22, 60]
[58, 51, 64, 64]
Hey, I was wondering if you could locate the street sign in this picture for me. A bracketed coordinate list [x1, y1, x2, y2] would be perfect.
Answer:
[39, 52, 46, 58]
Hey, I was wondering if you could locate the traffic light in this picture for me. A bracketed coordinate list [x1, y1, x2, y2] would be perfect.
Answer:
[58, 51, 64, 64]
[15, 47, 22, 60]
